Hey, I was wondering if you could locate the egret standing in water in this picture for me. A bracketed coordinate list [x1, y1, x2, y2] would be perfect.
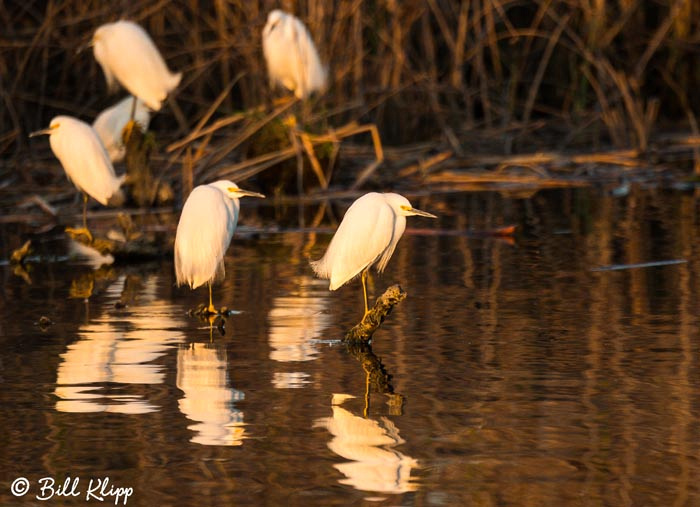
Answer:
[174, 181, 265, 314]
[311, 193, 437, 317]
[90, 20, 182, 111]
[93, 95, 151, 162]
[262, 9, 327, 99]
[30, 116, 125, 241]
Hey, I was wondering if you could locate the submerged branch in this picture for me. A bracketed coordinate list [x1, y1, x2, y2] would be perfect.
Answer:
[344, 284, 407, 343]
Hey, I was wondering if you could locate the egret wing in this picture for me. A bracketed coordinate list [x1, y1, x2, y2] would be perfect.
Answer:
[174, 186, 237, 289]
[51, 118, 121, 205]
[99, 22, 180, 111]
[312, 194, 395, 290]
[263, 14, 297, 92]
[293, 17, 326, 96]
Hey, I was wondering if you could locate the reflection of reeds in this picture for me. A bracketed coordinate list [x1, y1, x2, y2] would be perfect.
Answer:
[4, 1, 700, 175]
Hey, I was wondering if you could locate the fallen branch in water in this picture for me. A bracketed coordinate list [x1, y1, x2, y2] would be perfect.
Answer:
[344, 284, 407, 343]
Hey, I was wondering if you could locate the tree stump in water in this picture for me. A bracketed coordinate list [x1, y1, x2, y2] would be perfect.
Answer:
[344, 284, 407, 343]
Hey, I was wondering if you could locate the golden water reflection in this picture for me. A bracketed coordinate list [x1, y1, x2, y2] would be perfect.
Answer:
[176, 342, 247, 446]
[55, 274, 184, 413]
[268, 275, 330, 389]
[314, 394, 419, 494]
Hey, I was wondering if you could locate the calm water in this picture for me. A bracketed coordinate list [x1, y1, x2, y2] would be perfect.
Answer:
[1, 186, 699, 506]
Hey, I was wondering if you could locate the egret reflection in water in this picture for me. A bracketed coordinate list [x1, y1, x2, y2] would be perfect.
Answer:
[267, 275, 330, 389]
[55, 273, 185, 413]
[313, 394, 419, 494]
[268, 275, 330, 362]
[176, 342, 246, 446]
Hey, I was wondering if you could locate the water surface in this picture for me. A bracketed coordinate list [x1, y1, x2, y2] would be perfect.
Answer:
[1, 186, 699, 506]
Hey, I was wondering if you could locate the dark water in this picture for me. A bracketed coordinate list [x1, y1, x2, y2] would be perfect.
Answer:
[1, 186, 700, 506]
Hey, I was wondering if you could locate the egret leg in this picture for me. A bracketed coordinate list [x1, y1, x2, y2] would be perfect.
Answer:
[207, 283, 217, 314]
[65, 193, 93, 243]
[361, 269, 370, 318]
[82, 193, 88, 230]
[129, 95, 137, 121]
[121, 96, 138, 145]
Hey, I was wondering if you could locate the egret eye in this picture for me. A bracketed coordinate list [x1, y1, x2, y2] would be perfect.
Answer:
[400, 205, 411, 211]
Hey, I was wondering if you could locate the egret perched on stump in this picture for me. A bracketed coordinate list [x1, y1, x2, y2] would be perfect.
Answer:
[90, 20, 182, 111]
[29, 116, 125, 241]
[262, 9, 327, 99]
[174, 180, 265, 314]
[311, 192, 437, 318]
[93, 95, 151, 162]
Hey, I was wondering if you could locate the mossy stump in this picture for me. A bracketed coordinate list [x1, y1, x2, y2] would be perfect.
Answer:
[344, 284, 407, 344]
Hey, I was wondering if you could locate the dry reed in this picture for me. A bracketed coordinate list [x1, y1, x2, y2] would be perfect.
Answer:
[2, 0, 700, 194]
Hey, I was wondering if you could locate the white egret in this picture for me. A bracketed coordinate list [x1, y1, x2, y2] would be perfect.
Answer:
[311, 192, 436, 317]
[93, 95, 151, 162]
[30, 115, 125, 240]
[262, 9, 327, 99]
[174, 180, 265, 314]
[91, 20, 182, 112]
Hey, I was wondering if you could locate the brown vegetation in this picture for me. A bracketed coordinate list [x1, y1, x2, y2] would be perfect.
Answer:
[2, 0, 700, 202]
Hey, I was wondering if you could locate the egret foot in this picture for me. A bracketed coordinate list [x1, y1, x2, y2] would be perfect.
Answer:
[188, 304, 233, 318]
[187, 305, 230, 336]
[65, 226, 93, 244]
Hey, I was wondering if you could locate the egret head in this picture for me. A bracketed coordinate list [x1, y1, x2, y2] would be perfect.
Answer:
[386, 193, 437, 219]
[264, 9, 286, 35]
[209, 180, 265, 200]
[91, 25, 109, 54]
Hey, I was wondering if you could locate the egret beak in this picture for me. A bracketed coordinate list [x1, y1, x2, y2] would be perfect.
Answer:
[229, 188, 265, 199]
[76, 38, 94, 55]
[403, 206, 437, 218]
[29, 126, 56, 138]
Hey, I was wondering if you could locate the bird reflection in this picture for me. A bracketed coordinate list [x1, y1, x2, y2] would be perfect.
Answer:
[272, 371, 311, 389]
[268, 276, 330, 362]
[55, 273, 185, 413]
[176, 342, 246, 446]
[314, 394, 419, 494]
[268, 276, 329, 388]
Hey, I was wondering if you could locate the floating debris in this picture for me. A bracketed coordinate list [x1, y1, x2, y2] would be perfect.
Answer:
[10, 240, 32, 264]
[592, 259, 687, 272]
[35, 316, 54, 329]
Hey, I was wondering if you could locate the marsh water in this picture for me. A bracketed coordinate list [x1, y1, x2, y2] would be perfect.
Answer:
[1, 185, 700, 506]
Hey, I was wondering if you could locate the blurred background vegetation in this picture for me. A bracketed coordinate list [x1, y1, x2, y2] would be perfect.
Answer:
[2, 0, 700, 191]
